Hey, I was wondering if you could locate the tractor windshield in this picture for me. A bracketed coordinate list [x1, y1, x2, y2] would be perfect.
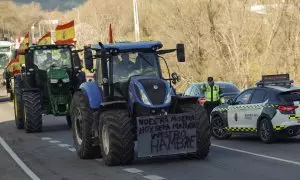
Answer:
[33, 48, 72, 70]
[112, 52, 160, 83]
[0, 54, 9, 71]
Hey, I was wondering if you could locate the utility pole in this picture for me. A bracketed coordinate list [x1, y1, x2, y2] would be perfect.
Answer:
[133, 0, 140, 42]
[31, 24, 35, 43]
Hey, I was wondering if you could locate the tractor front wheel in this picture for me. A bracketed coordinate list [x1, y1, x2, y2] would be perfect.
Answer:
[23, 92, 42, 133]
[71, 91, 101, 159]
[99, 109, 134, 166]
[180, 103, 211, 159]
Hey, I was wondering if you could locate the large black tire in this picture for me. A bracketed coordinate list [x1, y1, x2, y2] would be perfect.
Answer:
[70, 91, 101, 159]
[99, 109, 134, 166]
[211, 115, 231, 140]
[23, 92, 42, 133]
[258, 118, 275, 144]
[13, 76, 24, 129]
[180, 103, 211, 159]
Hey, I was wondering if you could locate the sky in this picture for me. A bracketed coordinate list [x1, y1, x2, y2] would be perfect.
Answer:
[13, 0, 86, 11]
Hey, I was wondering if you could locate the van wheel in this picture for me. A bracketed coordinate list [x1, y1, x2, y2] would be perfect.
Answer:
[211, 116, 231, 140]
[258, 119, 275, 144]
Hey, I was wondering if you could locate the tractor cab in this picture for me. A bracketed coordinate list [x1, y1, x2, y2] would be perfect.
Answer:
[25, 44, 82, 91]
[84, 41, 184, 103]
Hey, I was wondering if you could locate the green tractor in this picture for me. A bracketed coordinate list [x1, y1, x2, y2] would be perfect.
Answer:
[14, 44, 86, 132]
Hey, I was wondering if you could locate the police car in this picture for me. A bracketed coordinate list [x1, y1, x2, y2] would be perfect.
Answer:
[211, 74, 300, 143]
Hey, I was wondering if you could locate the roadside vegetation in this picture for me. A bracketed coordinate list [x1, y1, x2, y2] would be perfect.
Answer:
[1, 0, 300, 91]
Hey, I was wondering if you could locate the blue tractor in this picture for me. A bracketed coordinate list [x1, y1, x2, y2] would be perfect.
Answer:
[70, 41, 211, 166]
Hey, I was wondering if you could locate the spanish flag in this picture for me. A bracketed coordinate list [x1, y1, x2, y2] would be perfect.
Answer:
[38, 32, 51, 45]
[19, 32, 29, 50]
[7, 57, 20, 75]
[55, 20, 75, 44]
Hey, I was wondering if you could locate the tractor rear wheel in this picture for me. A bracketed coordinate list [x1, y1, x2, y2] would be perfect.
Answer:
[99, 109, 134, 166]
[13, 76, 24, 129]
[23, 92, 42, 133]
[180, 103, 211, 159]
[71, 91, 101, 159]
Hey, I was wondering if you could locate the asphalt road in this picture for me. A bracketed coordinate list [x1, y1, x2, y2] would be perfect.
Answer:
[0, 100, 300, 180]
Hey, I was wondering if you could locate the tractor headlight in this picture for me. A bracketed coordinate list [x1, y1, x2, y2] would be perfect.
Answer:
[165, 90, 172, 104]
[140, 89, 152, 106]
[62, 78, 70, 83]
[50, 79, 58, 83]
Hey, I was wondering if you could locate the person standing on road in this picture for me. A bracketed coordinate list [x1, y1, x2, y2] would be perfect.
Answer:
[201, 77, 224, 117]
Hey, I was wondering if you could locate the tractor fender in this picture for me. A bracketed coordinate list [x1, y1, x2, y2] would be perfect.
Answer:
[100, 100, 128, 110]
[79, 81, 103, 109]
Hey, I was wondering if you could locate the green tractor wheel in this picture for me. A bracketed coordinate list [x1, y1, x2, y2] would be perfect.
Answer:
[180, 103, 211, 159]
[23, 92, 42, 133]
[14, 76, 24, 129]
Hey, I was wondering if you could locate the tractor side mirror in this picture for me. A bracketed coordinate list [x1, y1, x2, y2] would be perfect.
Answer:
[72, 52, 82, 70]
[176, 44, 185, 62]
[84, 48, 93, 71]
[171, 72, 181, 84]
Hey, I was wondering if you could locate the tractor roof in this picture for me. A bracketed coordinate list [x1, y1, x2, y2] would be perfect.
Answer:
[29, 44, 74, 50]
[91, 41, 163, 53]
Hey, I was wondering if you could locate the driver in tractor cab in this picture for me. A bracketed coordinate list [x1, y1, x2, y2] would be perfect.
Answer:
[42, 52, 59, 68]
[114, 53, 134, 78]
[60, 49, 69, 66]
[44, 52, 53, 65]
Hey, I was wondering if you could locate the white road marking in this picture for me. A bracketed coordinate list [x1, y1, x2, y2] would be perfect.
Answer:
[41, 137, 52, 140]
[0, 136, 41, 180]
[143, 175, 166, 180]
[212, 144, 300, 166]
[95, 158, 103, 162]
[49, 140, 60, 144]
[68, 148, 76, 152]
[123, 168, 144, 173]
[58, 144, 71, 148]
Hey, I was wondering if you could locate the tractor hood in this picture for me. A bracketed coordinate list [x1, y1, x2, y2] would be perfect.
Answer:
[47, 66, 70, 83]
[128, 76, 175, 109]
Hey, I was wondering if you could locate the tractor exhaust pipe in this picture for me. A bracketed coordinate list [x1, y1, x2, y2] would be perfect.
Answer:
[288, 129, 294, 135]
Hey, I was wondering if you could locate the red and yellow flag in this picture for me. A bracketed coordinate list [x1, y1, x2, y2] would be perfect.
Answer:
[19, 32, 29, 50]
[6, 57, 20, 75]
[38, 32, 51, 45]
[109, 24, 113, 44]
[55, 20, 75, 44]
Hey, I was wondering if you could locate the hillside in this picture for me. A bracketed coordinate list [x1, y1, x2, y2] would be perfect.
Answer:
[13, 0, 86, 11]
